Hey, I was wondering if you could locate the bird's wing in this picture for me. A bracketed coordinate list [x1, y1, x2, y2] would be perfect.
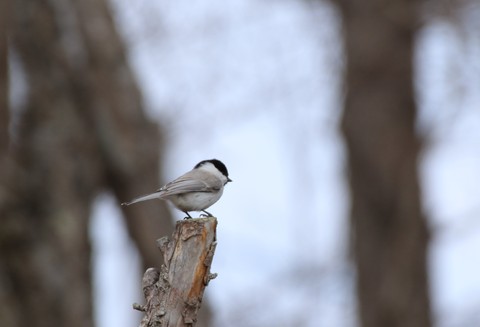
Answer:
[156, 170, 223, 197]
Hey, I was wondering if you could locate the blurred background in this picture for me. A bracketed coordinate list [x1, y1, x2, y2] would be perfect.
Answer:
[1, 0, 480, 326]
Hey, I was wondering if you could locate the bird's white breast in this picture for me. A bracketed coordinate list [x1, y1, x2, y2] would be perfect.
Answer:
[169, 188, 224, 212]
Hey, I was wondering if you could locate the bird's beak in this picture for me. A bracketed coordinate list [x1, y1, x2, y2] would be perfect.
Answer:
[227, 177, 233, 183]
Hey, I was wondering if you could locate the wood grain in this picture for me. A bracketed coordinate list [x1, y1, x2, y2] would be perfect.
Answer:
[135, 217, 218, 327]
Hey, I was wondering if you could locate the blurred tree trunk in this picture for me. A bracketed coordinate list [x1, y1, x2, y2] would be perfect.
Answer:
[0, 0, 7, 152]
[0, 0, 211, 326]
[338, 0, 432, 326]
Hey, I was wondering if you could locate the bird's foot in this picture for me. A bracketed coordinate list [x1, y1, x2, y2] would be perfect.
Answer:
[201, 210, 213, 217]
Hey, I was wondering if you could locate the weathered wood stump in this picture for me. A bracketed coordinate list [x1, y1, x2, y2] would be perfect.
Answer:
[133, 217, 218, 327]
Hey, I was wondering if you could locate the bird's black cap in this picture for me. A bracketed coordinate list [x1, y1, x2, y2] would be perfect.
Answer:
[195, 159, 230, 180]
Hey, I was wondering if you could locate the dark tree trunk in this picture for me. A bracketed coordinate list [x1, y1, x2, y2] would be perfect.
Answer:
[337, 0, 432, 326]
[0, 0, 216, 326]
[0, 0, 7, 152]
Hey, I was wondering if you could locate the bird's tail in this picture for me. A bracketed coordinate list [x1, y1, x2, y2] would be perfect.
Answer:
[121, 192, 160, 206]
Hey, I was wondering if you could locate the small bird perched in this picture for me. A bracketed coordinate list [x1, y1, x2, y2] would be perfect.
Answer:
[121, 159, 232, 219]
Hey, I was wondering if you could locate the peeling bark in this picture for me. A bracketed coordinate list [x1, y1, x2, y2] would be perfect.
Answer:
[134, 217, 218, 327]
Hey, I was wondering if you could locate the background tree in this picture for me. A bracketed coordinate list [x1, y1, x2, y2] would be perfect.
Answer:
[338, 0, 432, 326]
[0, 0, 7, 152]
[0, 0, 211, 326]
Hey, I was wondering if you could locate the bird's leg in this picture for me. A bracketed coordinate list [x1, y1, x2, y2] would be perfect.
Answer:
[201, 210, 213, 217]
[183, 212, 192, 220]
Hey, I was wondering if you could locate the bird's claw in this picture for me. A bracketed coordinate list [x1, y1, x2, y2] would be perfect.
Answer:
[200, 210, 213, 217]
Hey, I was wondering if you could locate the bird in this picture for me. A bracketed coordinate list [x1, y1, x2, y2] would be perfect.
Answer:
[121, 159, 232, 219]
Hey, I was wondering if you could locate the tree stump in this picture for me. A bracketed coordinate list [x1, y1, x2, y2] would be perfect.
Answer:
[133, 217, 218, 327]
